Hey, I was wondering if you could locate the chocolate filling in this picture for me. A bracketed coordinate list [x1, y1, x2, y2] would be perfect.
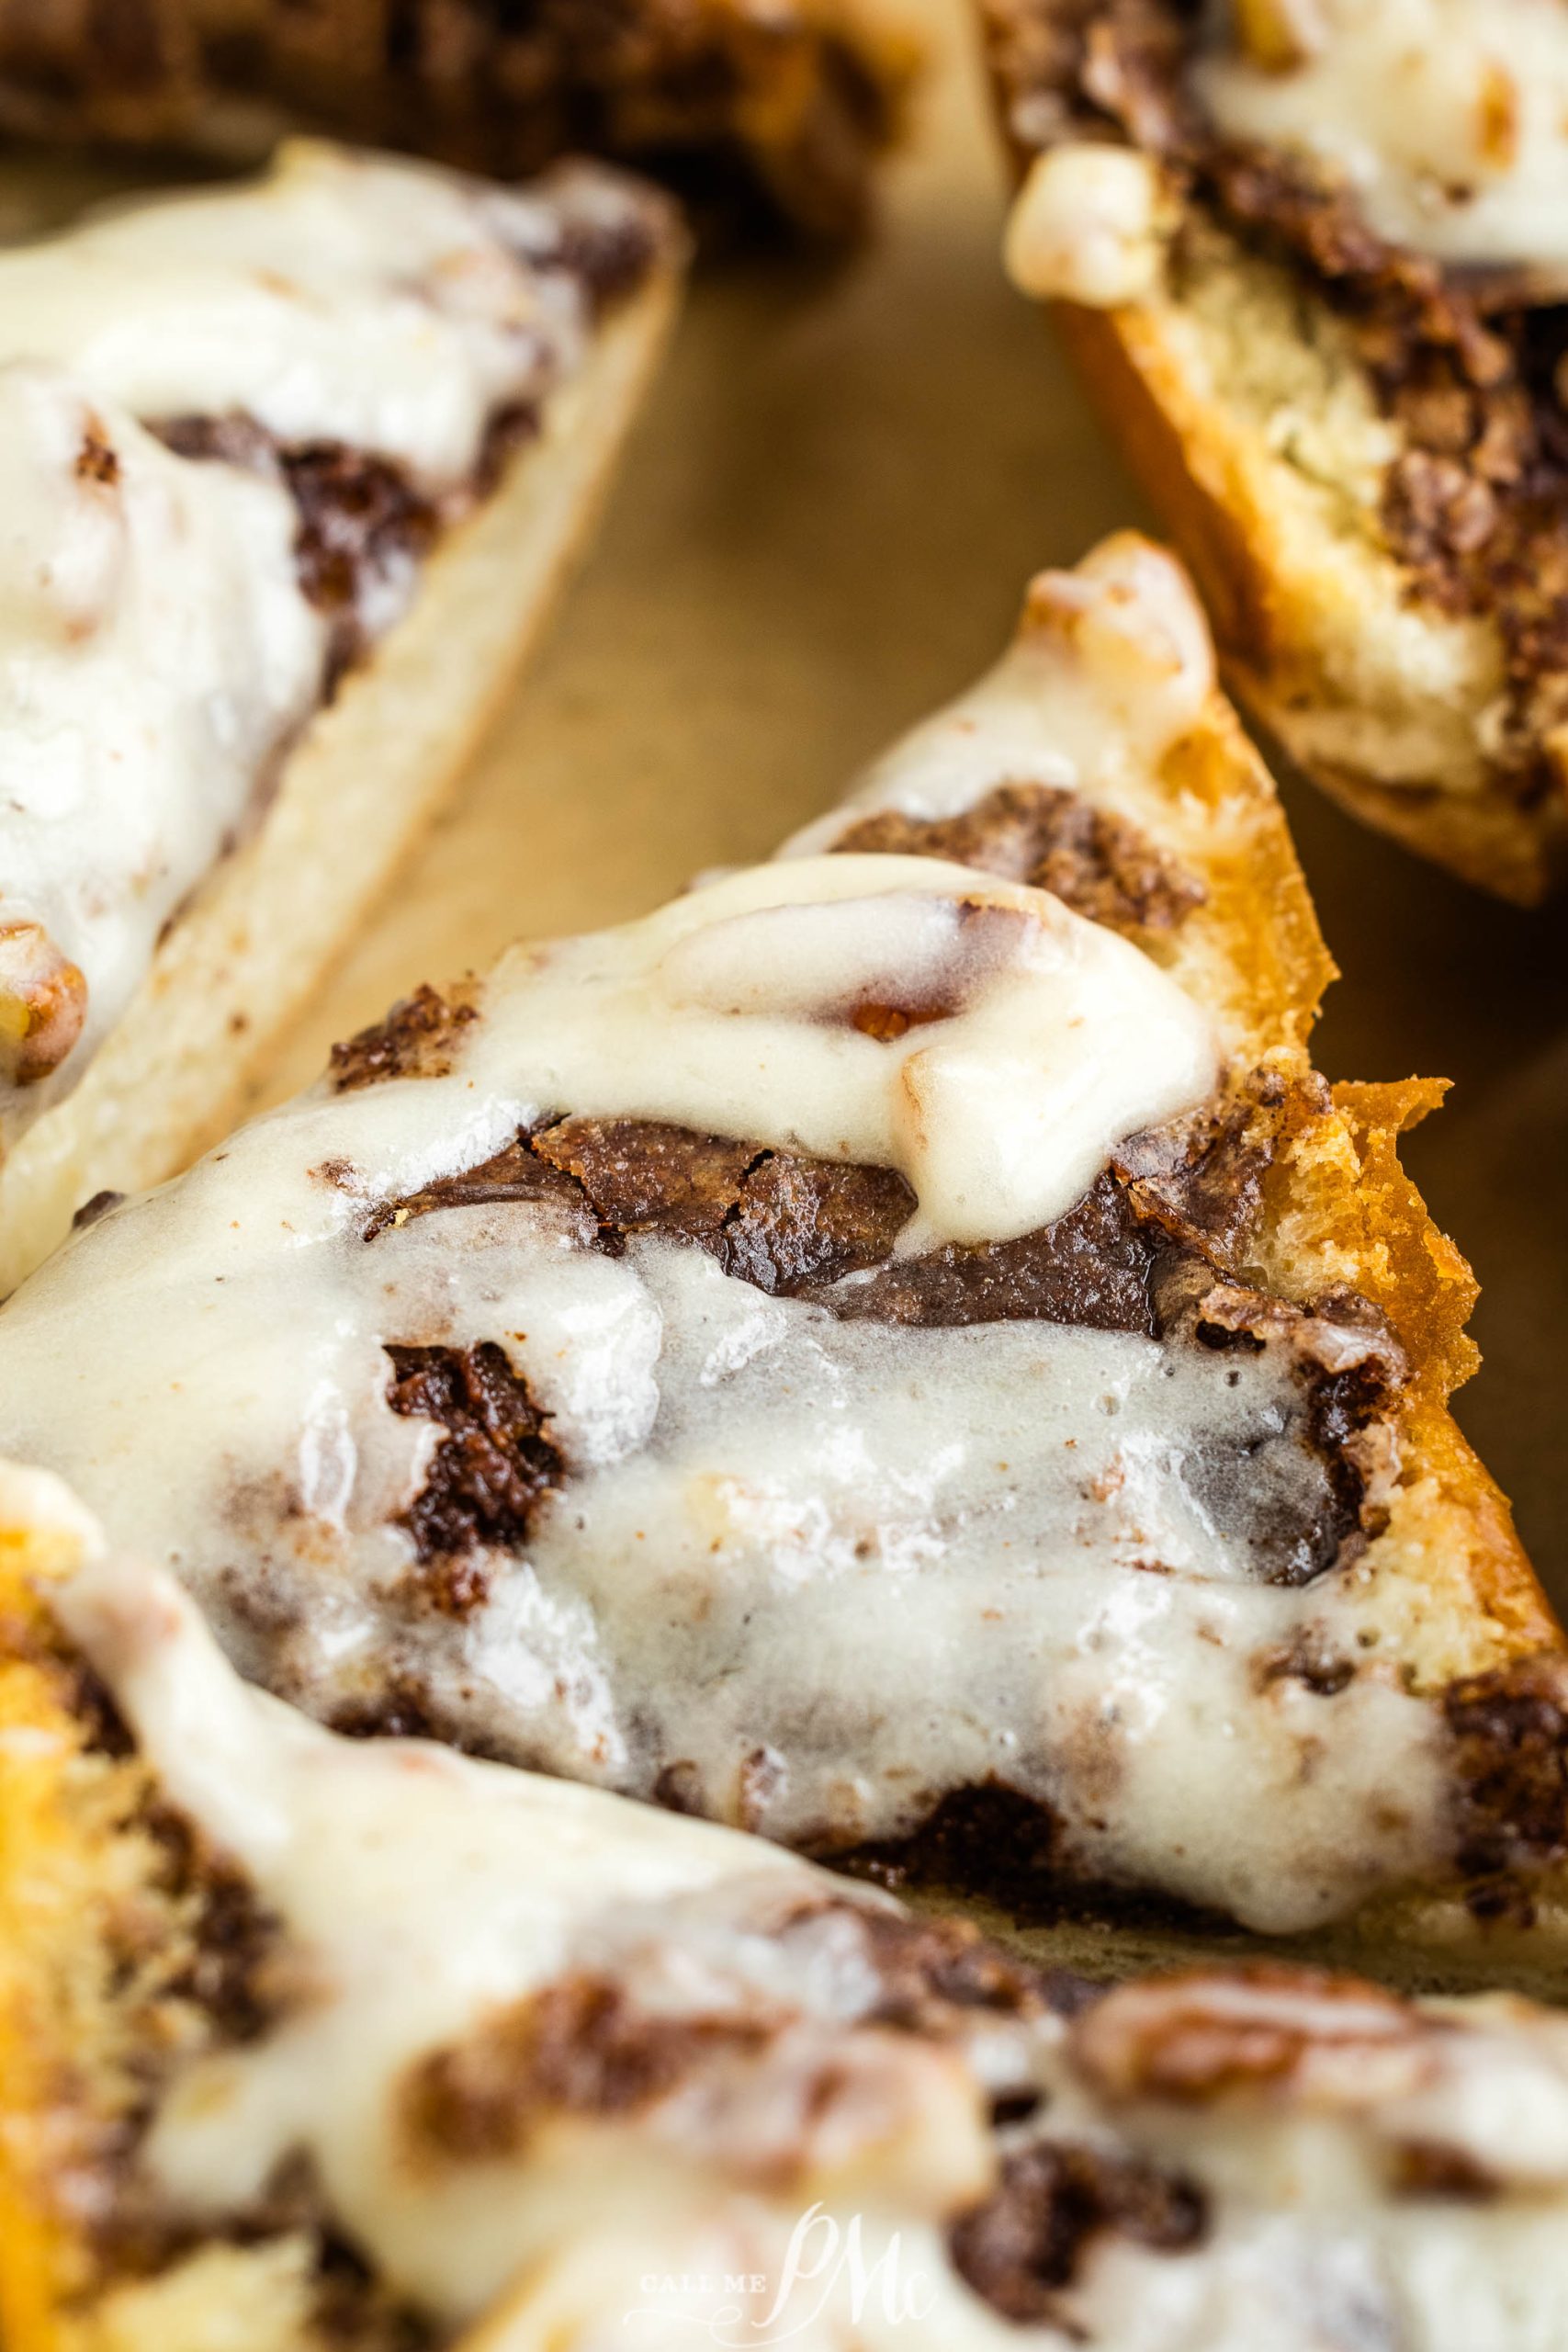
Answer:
[981, 0, 1568, 789]
[385, 1341, 562, 1613]
[832, 780, 1206, 934]
[141, 185, 664, 692]
[1445, 1656, 1568, 1915]
[0, 1, 895, 243]
[330, 984, 479, 1093]
[372, 1071, 1289, 1335]
[951, 2140, 1207, 2322]
[833, 1781, 1241, 1939]
[404, 1974, 774, 2161]
[150, 416, 450, 687]
[360, 1068, 1404, 1591]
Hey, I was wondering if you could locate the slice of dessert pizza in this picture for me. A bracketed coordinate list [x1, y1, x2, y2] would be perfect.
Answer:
[978, 0, 1568, 900]
[6, 1464, 1568, 2352]
[0, 532, 1561, 1980]
[0, 0, 909, 243]
[0, 139, 682, 1294]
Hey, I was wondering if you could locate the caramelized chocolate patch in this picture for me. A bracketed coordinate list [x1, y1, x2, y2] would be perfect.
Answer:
[282, 440, 439, 681]
[151, 1817, 289, 2047]
[722, 1151, 918, 1293]
[403, 1975, 772, 2163]
[951, 2140, 1207, 2321]
[535, 1117, 762, 1240]
[1113, 1064, 1302, 1270]
[1446, 1656, 1568, 1892]
[820, 1167, 1157, 1331]
[834, 1781, 1243, 1939]
[329, 984, 478, 1091]
[533, 1116, 919, 1289]
[834, 1781, 1066, 1908]
[1182, 1279, 1405, 1585]
[832, 781, 1206, 933]
[367, 1133, 590, 1239]
[385, 1341, 561, 1606]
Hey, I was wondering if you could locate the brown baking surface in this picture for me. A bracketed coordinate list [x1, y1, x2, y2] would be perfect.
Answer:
[9, 1, 1553, 1600]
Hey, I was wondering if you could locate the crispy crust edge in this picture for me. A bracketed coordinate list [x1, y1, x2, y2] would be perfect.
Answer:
[1053, 300, 1567, 903]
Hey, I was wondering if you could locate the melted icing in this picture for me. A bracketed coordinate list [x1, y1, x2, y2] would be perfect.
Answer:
[0, 539, 1447, 1935]
[1197, 0, 1568, 271]
[29, 1510, 1568, 2352]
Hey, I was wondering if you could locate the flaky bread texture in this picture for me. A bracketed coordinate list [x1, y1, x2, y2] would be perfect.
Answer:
[0, 261, 682, 1302]
[1054, 235, 1567, 902]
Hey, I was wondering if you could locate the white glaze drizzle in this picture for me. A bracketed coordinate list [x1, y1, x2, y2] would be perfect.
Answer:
[0, 366, 325, 1121]
[0, 139, 600, 481]
[458, 852, 1218, 1249]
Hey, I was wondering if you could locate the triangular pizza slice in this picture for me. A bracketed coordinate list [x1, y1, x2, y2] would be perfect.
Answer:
[1, 533, 1561, 1979]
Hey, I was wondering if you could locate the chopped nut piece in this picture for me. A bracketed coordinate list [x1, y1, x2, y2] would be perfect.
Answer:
[1004, 141, 1168, 308]
[0, 922, 88, 1087]
[1231, 0, 1325, 74]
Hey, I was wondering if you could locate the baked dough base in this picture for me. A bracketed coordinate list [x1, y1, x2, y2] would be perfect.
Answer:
[1053, 270, 1568, 903]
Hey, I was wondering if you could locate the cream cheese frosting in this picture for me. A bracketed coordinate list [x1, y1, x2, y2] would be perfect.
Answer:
[0, 138, 595, 482]
[0, 367, 326, 1116]
[412, 851, 1218, 1250]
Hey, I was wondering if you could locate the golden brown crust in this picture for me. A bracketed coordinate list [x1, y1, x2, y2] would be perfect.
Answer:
[0, 1512, 143, 2350]
[1080, 665, 1551, 1691]
[1055, 303, 1567, 903]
